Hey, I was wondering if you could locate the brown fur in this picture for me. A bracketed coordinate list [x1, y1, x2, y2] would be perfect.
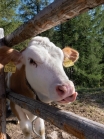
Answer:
[0, 46, 21, 65]
[10, 65, 35, 98]
[9, 65, 36, 120]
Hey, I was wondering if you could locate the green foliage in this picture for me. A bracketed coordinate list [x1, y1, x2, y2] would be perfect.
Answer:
[0, 0, 21, 35]
[16, 0, 54, 51]
[50, 6, 104, 88]
[18, 0, 50, 22]
[0, 1, 104, 88]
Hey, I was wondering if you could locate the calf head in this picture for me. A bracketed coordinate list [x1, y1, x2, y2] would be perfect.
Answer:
[19, 36, 79, 104]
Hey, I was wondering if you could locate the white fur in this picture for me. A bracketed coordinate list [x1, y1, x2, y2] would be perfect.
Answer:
[6, 72, 12, 88]
[15, 104, 32, 139]
[14, 105, 45, 139]
[21, 36, 74, 103]
[34, 118, 45, 139]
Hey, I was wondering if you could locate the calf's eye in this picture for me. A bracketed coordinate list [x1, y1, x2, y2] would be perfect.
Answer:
[29, 58, 37, 67]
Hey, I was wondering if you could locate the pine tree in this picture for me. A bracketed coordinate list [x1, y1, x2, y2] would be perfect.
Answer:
[92, 5, 104, 86]
[18, 0, 50, 22]
[51, 6, 104, 88]
[0, 0, 21, 35]
[17, 0, 55, 50]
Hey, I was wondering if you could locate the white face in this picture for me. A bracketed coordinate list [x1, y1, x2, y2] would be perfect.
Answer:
[22, 37, 77, 104]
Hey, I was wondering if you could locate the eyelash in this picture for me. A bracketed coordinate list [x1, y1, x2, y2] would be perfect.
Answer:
[29, 58, 37, 67]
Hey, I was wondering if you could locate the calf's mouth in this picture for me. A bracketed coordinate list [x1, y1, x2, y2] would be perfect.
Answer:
[57, 92, 78, 104]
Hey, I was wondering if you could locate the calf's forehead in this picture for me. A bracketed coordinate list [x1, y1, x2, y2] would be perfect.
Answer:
[23, 37, 64, 62]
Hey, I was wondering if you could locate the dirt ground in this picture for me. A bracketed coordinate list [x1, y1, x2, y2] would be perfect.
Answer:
[6, 90, 104, 139]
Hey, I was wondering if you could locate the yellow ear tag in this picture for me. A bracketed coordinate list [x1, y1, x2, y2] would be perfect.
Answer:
[63, 59, 74, 67]
[4, 62, 16, 73]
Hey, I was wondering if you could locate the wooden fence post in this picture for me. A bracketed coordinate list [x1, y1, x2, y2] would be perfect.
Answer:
[0, 28, 6, 139]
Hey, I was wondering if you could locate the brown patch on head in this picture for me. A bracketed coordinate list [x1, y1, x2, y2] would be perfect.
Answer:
[0, 46, 21, 65]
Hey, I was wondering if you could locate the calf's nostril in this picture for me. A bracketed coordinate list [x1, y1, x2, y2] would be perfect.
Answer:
[56, 85, 67, 96]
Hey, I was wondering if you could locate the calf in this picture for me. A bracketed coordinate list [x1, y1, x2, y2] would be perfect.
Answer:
[5, 36, 79, 139]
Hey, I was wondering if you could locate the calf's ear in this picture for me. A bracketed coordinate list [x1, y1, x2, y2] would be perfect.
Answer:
[0, 46, 22, 65]
[62, 47, 79, 67]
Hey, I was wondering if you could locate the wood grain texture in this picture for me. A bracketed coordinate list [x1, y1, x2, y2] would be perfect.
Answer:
[2, 0, 104, 47]
[0, 65, 6, 139]
[7, 91, 104, 139]
[0, 28, 6, 139]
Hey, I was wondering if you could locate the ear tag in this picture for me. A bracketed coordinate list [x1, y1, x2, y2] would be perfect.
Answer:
[4, 62, 16, 73]
[63, 58, 74, 67]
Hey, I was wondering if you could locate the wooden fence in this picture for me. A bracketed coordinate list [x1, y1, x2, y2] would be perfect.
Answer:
[0, 0, 104, 139]
[0, 29, 6, 139]
[7, 91, 104, 139]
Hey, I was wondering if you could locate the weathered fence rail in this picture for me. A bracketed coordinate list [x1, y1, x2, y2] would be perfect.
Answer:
[7, 91, 104, 139]
[1, 0, 104, 47]
[0, 66, 6, 139]
[0, 29, 6, 139]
